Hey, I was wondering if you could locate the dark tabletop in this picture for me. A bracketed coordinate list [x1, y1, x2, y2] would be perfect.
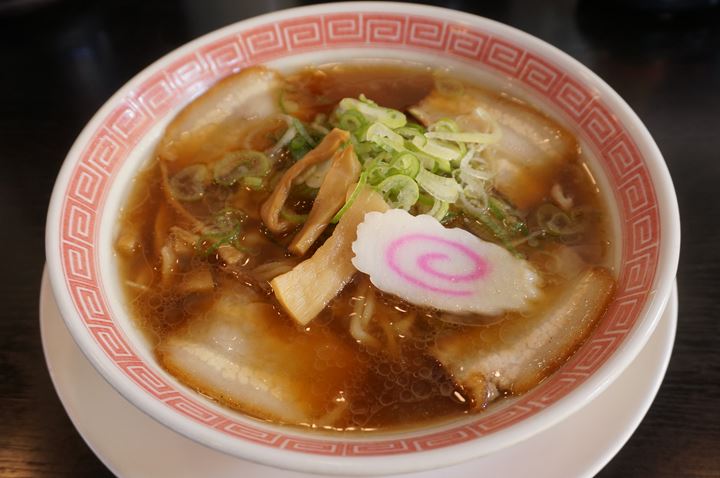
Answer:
[1, 0, 719, 476]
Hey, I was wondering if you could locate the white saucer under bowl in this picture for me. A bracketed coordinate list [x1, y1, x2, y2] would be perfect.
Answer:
[40, 268, 677, 478]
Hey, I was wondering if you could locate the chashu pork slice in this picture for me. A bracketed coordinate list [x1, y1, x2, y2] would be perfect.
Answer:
[432, 267, 615, 407]
[410, 85, 578, 210]
[157, 66, 282, 163]
[158, 286, 356, 425]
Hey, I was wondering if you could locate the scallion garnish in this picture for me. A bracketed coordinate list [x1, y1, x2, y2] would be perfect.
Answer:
[376, 174, 419, 211]
[268, 93, 534, 252]
[213, 150, 270, 186]
[331, 171, 368, 224]
[280, 207, 309, 224]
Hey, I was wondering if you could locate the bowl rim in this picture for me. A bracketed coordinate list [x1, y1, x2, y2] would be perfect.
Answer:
[45, 2, 680, 475]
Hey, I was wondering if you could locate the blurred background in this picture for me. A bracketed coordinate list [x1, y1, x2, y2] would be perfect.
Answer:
[1, 1, 718, 477]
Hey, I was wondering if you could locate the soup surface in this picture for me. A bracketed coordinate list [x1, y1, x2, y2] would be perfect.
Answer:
[116, 63, 615, 432]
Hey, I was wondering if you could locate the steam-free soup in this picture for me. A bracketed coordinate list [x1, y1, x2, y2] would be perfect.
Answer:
[116, 63, 615, 431]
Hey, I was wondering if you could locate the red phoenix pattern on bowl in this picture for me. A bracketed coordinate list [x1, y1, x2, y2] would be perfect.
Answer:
[57, 12, 659, 455]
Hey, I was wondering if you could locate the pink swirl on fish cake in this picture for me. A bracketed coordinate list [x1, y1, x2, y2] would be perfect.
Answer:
[385, 234, 490, 297]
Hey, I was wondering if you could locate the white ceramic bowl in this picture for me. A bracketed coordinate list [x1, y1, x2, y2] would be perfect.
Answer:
[45, 2, 680, 475]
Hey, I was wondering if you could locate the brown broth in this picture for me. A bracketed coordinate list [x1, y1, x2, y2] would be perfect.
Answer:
[115, 63, 613, 432]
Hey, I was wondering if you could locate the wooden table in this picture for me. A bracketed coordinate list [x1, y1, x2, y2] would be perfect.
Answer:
[1, 0, 718, 476]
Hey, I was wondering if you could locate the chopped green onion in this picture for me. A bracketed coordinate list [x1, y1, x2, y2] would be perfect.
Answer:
[301, 159, 332, 189]
[338, 97, 407, 129]
[434, 157, 453, 173]
[371, 151, 393, 165]
[267, 121, 297, 157]
[459, 184, 489, 217]
[170, 164, 210, 201]
[367, 163, 391, 186]
[366, 122, 406, 152]
[489, 196, 528, 237]
[289, 134, 312, 161]
[489, 196, 519, 218]
[488, 196, 507, 221]
[459, 150, 494, 181]
[427, 198, 450, 221]
[395, 124, 425, 139]
[211, 207, 245, 233]
[415, 168, 460, 203]
[310, 113, 330, 135]
[390, 152, 420, 178]
[428, 107, 502, 144]
[317, 94, 527, 256]
[280, 207, 308, 224]
[428, 118, 459, 133]
[536, 203, 584, 236]
[213, 150, 270, 186]
[536, 204, 559, 226]
[241, 176, 264, 190]
[196, 208, 245, 257]
[475, 213, 520, 256]
[338, 110, 366, 133]
[416, 193, 434, 207]
[197, 224, 242, 257]
[513, 220, 530, 236]
[454, 140, 468, 162]
[411, 149, 452, 174]
[461, 185, 528, 242]
[354, 140, 378, 159]
[291, 183, 319, 200]
[292, 117, 315, 146]
[376, 174, 419, 210]
[441, 210, 459, 224]
[410, 135, 460, 162]
[331, 171, 368, 224]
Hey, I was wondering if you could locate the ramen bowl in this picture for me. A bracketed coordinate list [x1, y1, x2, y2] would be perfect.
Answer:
[45, 2, 680, 475]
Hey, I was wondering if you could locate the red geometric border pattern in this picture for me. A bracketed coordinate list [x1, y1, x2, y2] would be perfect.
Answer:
[59, 12, 660, 456]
